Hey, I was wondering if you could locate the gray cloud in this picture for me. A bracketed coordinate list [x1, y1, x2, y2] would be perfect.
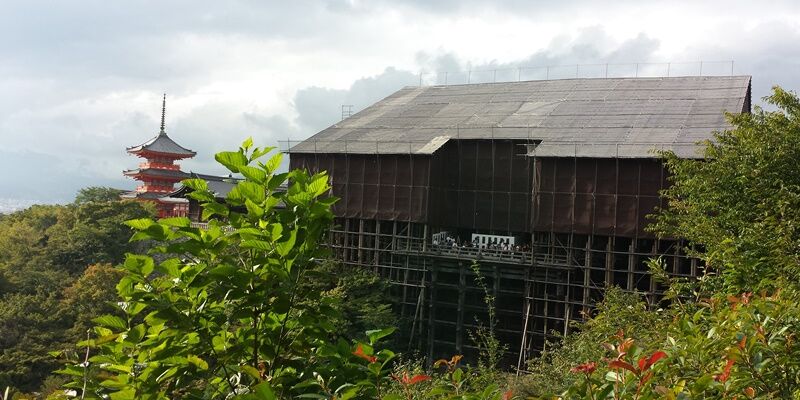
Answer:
[1, 2, 800, 208]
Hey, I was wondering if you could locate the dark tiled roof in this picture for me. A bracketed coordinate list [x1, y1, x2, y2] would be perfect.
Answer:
[123, 168, 190, 179]
[120, 191, 165, 200]
[170, 172, 288, 199]
[127, 132, 197, 157]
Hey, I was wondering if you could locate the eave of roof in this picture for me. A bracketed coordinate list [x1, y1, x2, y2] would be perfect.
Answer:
[127, 132, 197, 157]
[123, 168, 190, 179]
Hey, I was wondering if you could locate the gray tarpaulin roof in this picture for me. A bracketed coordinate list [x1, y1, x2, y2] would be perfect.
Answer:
[290, 75, 751, 158]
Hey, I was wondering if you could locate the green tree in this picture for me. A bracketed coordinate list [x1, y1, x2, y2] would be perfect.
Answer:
[57, 140, 520, 400]
[58, 140, 350, 398]
[650, 86, 800, 292]
[74, 187, 124, 204]
[559, 287, 800, 399]
[556, 86, 800, 399]
[299, 260, 396, 343]
[61, 263, 126, 341]
[518, 287, 669, 398]
[0, 199, 152, 393]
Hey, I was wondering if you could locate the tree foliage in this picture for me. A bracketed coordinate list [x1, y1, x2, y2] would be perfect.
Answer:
[74, 187, 125, 204]
[519, 287, 669, 397]
[58, 140, 346, 398]
[553, 86, 800, 398]
[299, 260, 396, 343]
[650, 86, 800, 292]
[0, 199, 152, 393]
[56, 140, 518, 400]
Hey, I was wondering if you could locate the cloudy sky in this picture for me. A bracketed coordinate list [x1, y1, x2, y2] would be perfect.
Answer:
[1, 0, 799, 209]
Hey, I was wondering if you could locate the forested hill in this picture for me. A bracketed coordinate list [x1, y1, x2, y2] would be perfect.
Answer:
[0, 188, 153, 393]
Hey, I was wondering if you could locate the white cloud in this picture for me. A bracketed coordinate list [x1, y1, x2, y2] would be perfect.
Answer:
[0, 0, 799, 205]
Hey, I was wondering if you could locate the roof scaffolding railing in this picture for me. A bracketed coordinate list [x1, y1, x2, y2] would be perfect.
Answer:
[418, 60, 736, 87]
[278, 138, 707, 158]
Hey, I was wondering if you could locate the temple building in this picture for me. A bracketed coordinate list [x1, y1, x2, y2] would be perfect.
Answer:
[287, 75, 753, 365]
[122, 95, 195, 218]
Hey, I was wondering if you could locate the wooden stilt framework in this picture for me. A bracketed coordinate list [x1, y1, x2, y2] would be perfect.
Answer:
[289, 135, 701, 368]
[283, 75, 754, 369]
[325, 216, 697, 367]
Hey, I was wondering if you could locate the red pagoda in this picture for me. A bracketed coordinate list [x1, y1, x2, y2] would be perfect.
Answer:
[122, 95, 195, 218]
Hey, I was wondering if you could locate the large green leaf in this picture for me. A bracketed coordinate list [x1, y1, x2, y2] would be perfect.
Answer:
[92, 315, 127, 331]
[181, 178, 208, 191]
[215, 150, 248, 173]
[276, 227, 297, 257]
[159, 216, 190, 227]
[124, 254, 155, 276]
[239, 165, 267, 184]
[366, 327, 396, 345]
[263, 152, 283, 175]
[124, 218, 154, 230]
[238, 181, 266, 204]
[308, 173, 329, 196]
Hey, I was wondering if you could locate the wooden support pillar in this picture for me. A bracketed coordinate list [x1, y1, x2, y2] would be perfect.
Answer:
[605, 237, 614, 285]
[517, 267, 532, 373]
[423, 224, 429, 252]
[563, 270, 571, 336]
[542, 291, 549, 352]
[627, 241, 635, 291]
[408, 269, 427, 351]
[650, 240, 659, 301]
[567, 232, 574, 265]
[343, 219, 351, 263]
[391, 221, 397, 251]
[673, 241, 680, 275]
[406, 222, 412, 251]
[455, 261, 466, 353]
[583, 236, 592, 308]
[402, 256, 410, 318]
[358, 219, 364, 265]
[374, 221, 381, 271]
[427, 265, 438, 363]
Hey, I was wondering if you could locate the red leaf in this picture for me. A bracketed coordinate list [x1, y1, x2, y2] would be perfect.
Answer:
[407, 374, 431, 385]
[642, 351, 667, 371]
[502, 390, 513, 400]
[608, 360, 638, 375]
[716, 358, 735, 382]
[570, 362, 597, 374]
[352, 344, 377, 363]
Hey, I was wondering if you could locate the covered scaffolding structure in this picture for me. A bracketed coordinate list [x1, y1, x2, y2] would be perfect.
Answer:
[287, 75, 753, 367]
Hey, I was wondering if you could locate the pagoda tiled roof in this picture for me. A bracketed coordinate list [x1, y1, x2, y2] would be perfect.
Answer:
[120, 191, 189, 203]
[123, 168, 190, 179]
[126, 132, 197, 157]
[120, 191, 165, 200]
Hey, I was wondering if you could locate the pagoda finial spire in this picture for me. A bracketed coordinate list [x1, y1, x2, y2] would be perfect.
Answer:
[159, 93, 167, 135]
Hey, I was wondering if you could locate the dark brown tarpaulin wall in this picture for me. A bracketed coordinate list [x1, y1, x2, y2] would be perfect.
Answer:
[429, 140, 532, 233]
[289, 153, 431, 222]
[532, 157, 666, 238]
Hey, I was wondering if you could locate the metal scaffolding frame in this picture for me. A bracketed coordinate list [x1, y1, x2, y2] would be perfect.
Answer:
[281, 75, 750, 368]
[323, 215, 696, 368]
[288, 138, 699, 369]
